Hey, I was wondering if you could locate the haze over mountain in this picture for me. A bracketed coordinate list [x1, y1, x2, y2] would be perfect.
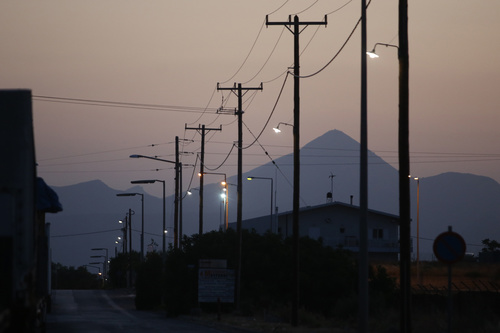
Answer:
[46, 130, 499, 267]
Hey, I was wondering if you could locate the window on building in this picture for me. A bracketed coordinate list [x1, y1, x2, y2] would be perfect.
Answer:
[372, 228, 384, 239]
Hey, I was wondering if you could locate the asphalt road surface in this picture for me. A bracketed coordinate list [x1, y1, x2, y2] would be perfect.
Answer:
[46, 289, 230, 333]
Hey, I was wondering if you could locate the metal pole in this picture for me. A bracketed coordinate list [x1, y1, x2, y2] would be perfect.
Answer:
[399, 0, 411, 331]
[291, 15, 300, 327]
[141, 194, 144, 261]
[174, 136, 179, 248]
[236, 84, 243, 310]
[359, 1, 369, 331]
[162, 181, 166, 254]
[200, 125, 205, 235]
[416, 178, 420, 283]
[128, 208, 132, 288]
[270, 178, 273, 233]
[179, 162, 183, 247]
[225, 183, 229, 230]
[123, 216, 127, 254]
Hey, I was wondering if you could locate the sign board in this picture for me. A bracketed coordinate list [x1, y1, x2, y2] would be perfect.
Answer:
[433, 230, 466, 264]
[199, 259, 227, 269]
[198, 268, 235, 303]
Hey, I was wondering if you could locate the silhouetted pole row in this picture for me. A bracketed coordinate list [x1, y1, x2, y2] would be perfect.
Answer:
[217, 82, 262, 311]
[266, 14, 327, 327]
[185, 124, 222, 235]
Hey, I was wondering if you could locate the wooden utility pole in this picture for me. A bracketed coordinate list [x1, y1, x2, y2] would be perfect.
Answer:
[174, 136, 180, 249]
[359, 0, 369, 332]
[266, 14, 327, 327]
[185, 124, 222, 235]
[216, 82, 262, 310]
[399, 0, 411, 331]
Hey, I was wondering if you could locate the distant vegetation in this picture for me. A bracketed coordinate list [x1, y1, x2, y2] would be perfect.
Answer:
[104, 231, 500, 331]
[110, 229, 397, 326]
[51, 262, 102, 289]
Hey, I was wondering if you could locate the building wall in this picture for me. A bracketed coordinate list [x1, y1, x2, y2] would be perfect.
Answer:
[236, 203, 400, 262]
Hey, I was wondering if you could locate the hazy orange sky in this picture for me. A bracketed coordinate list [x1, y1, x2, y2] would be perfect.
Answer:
[2, 1, 499, 199]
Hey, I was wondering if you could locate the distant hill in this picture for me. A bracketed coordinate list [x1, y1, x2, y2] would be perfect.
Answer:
[46, 130, 500, 267]
[411, 172, 500, 259]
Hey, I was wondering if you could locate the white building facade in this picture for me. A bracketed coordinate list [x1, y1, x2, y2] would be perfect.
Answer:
[233, 202, 402, 262]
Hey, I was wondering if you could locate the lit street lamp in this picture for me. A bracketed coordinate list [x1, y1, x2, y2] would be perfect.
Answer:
[91, 248, 108, 279]
[84, 265, 101, 276]
[116, 193, 144, 260]
[247, 176, 274, 232]
[272, 122, 293, 134]
[131, 179, 166, 253]
[366, 42, 399, 58]
[199, 172, 228, 230]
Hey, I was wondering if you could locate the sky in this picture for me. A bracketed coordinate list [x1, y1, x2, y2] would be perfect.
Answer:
[2, 0, 500, 200]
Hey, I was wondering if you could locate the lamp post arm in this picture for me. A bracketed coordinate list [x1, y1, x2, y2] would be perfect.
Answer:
[130, 154, 177, 165]
[370, 43, 400, 57]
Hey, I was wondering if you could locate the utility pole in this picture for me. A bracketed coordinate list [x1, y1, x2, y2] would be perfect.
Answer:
[179, 161, 183, 248]
[123, 215, 128, 254]
[359, 0, 369, 331]
[266, 14, 327, 327]
[217, 82, 262, 311]
[185, 124, 222, 234]
[128, 208, 133, 288]
[174, 136, 180, 249]
[399, 0, 411, 331]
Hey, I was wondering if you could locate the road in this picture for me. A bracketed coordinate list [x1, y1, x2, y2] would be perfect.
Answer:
[46, 289, 231, 333]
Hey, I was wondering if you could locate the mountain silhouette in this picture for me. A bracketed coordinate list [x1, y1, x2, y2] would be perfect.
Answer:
[46, 130, 500, 267]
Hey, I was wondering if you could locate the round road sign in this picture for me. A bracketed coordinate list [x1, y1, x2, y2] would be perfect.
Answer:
[433, 231, 466, 264]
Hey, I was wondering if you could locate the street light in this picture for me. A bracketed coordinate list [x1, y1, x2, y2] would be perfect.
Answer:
[131, 179, 166, 254]
[247, 176, 274, 233]
[368, 35, 411, 332]
[412, 176, 421, 284]
[130, 154, 181, 249]
[272, 122, 293, 133]
[91, 248, 108, 280]
[199, 172, 229, 230]
[366, 42, 399, 58]
[116, 193, 145, 261]
[88, 262, 104, 285]
[84, 265, 101, 276]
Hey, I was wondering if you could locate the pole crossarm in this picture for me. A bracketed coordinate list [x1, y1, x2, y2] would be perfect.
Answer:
[184, 124, 222, 134]
[216, 83, 263, 115]
[185, 124, 222, 235]
[266, 14, 327, 29]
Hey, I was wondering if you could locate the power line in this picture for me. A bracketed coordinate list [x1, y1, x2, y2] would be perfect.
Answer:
[33, 95, 218, 114]
[293, 0, 320, 15]
[297, 0, 372, 79]
[51, 228, 122, 238]
[37, 143, 170, 162]
[326, 0, 354, 15]
[242, 26, 286, 84]
[242, 73, 289, 150]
